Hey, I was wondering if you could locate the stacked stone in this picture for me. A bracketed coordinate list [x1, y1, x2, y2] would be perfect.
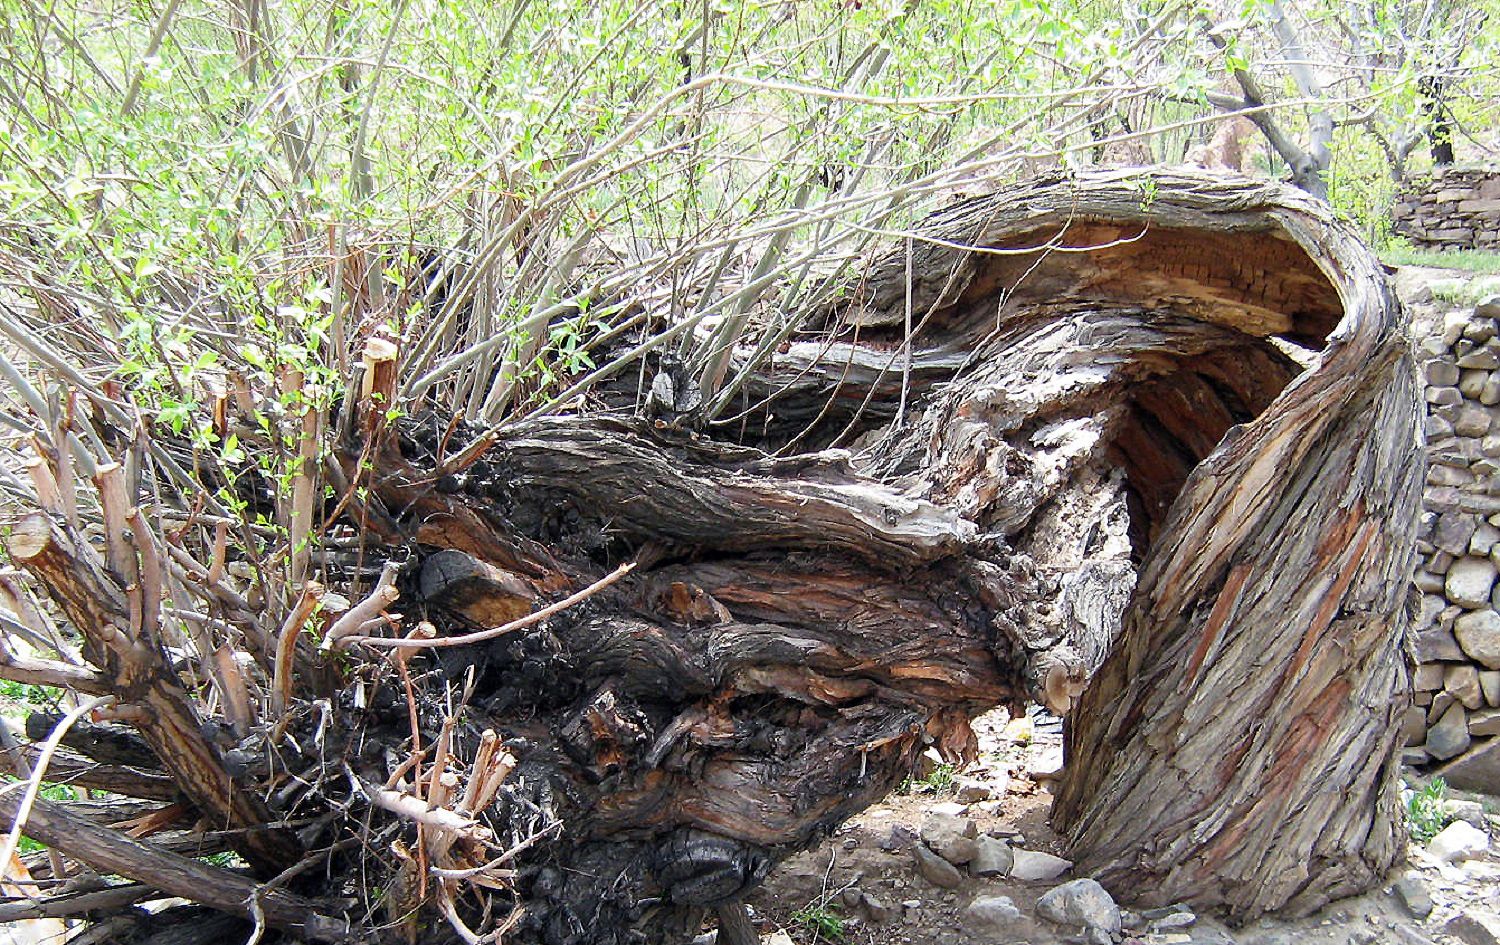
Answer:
[1392, 166, 1500, 251]
[1408, 296, 1500, 790]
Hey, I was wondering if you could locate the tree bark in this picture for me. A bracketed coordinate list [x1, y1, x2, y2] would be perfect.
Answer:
[4, 169, 1417, 943]
[1048, 173, 1420, 920]
[341, 170, 1414, 940]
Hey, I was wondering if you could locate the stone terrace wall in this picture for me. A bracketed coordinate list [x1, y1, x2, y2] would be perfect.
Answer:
[1409, 294, 1500, 791]
[1392, 166, 1500, 251]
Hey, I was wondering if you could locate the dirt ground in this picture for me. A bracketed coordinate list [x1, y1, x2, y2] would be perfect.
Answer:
[745, 707, 1500, 945]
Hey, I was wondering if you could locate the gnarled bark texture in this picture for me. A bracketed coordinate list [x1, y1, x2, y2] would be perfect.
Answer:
[1, 169, 1418, 944]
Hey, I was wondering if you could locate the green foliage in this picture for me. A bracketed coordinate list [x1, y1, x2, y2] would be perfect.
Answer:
[1405, 777, 1451, 843]
[792, 905, 849, 944]
[0, 679, 62, 711]
[0, 0, 1496, 445]
[901, 761, 957, 795]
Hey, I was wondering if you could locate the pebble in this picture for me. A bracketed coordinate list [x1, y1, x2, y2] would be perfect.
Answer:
[1008, 848, 1073, 881]
[1035, 878, 1121, 935]
[1428, 819, 1491, 862]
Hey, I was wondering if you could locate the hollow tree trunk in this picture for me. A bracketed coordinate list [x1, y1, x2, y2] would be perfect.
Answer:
[341, 171, 1416, 940]
[2, 169, 1417, 945]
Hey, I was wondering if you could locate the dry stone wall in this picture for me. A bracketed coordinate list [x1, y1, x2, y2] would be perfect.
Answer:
[1409, 294, 1500, 791]
[1392, 166, 1500, 251]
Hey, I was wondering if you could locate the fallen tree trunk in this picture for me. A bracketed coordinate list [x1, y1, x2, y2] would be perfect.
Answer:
[0, 169, 1418, 944]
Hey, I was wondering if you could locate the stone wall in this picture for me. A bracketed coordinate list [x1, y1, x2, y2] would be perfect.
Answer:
[1409, 295, 1500, 791]
[1392, 167, 1500, 251]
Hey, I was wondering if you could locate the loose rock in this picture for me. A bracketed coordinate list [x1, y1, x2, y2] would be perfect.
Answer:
[911, 841, 965, 888]
[920, 812, 978, 866]
[1036, 879, 1122, 936]
[1427, 819, 1491, 862]
[1392, 873, 1434, 919]
[964, 895, 1024, 935]
[968, 835, 1012, 877]
[1446, 913, 1500, 945]
[1008, 848, 1073, 881]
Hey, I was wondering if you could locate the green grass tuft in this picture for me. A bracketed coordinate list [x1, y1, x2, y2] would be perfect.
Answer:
[1381, 246, 1500, 275]
[792, 905, 849, 944]
[1405, 777, 1451, 843]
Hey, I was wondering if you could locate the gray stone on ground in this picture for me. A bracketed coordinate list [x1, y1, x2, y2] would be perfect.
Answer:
[1035, 878, 1121, 935]
[1427, 818, 1491, 862]
[911, 841, 964, 888]
[963, 895, 1024, 935]
[879, 823, 917, 852]
[1008, 848, 1073, 881]
[1447, 798, 1488, 827]
[1151, 910, 1197, 930]
[1456, 608, 1500, 668]
[968, 835, 1012, 877]
[919, 812, 978, 865]
[1392, 872, 1433, 918]
[1446, 912, 1500, 945]
[953, 777, 991, 802]
[1426, 702, 1472, 760]
[1447, 556, 1498, 607]
[857, 893, 897, 924]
